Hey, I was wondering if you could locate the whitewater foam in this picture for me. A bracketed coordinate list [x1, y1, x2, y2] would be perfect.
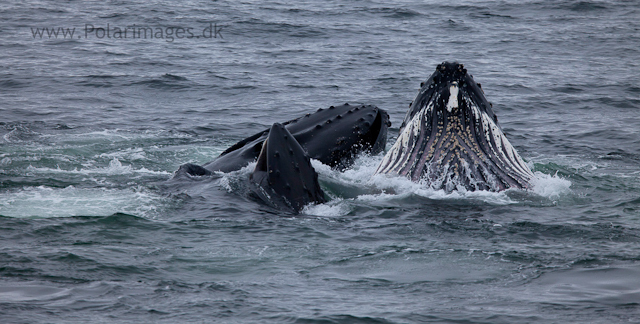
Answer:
[305, 154, 576, 213]
[26, 158, 171, 177]
[302, 199, 352, 217]
[0, 185, 167, 218]
[530, 171, 572, 199]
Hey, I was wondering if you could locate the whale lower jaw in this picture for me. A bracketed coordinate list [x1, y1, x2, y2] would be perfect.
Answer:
[375, 63, 534, 192]
[250, 123, 326, 213]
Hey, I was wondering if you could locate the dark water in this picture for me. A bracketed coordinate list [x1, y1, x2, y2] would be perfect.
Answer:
[1, 0, 640, 322]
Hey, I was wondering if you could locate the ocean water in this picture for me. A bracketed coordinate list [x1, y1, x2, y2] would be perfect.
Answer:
[1, 0, 640, 323]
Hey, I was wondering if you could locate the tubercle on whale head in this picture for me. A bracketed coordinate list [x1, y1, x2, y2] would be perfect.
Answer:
[417, 62, 468, 95]
[433, 61, 467, 82]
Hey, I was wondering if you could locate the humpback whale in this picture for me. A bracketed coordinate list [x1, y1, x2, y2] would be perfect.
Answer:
[175, 62, 533, 212]
[375, 62, 533, 191]
[176, 103, 390, 213]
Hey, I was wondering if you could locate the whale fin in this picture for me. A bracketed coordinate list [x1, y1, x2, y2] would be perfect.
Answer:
[250, 123, 326, 213]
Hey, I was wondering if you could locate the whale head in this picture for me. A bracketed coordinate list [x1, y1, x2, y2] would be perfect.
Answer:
[375, 62, 533, 192]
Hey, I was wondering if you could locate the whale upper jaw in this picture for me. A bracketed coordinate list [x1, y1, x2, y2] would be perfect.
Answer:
[202, 103, 390, 173]
[375, 62, 534, 192]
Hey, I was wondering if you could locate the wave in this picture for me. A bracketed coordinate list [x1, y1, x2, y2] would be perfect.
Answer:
[26, 158, 171, 176]
[0, 185, 167, 218]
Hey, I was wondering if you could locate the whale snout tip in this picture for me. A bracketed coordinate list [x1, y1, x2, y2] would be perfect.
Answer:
[437, 61, 465, 71]
[431, 62, 468, 85]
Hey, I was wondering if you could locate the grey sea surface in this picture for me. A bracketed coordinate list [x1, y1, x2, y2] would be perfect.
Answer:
[1, 0, 640, 323]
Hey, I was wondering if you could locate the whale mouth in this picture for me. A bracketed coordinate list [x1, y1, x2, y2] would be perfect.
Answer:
[375, 62, 534, 192]
[202, 104, 390, 173]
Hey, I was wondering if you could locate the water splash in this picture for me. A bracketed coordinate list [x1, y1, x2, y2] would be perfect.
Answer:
[302, 198, 351, 217]
[530, 171, 572, 199]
